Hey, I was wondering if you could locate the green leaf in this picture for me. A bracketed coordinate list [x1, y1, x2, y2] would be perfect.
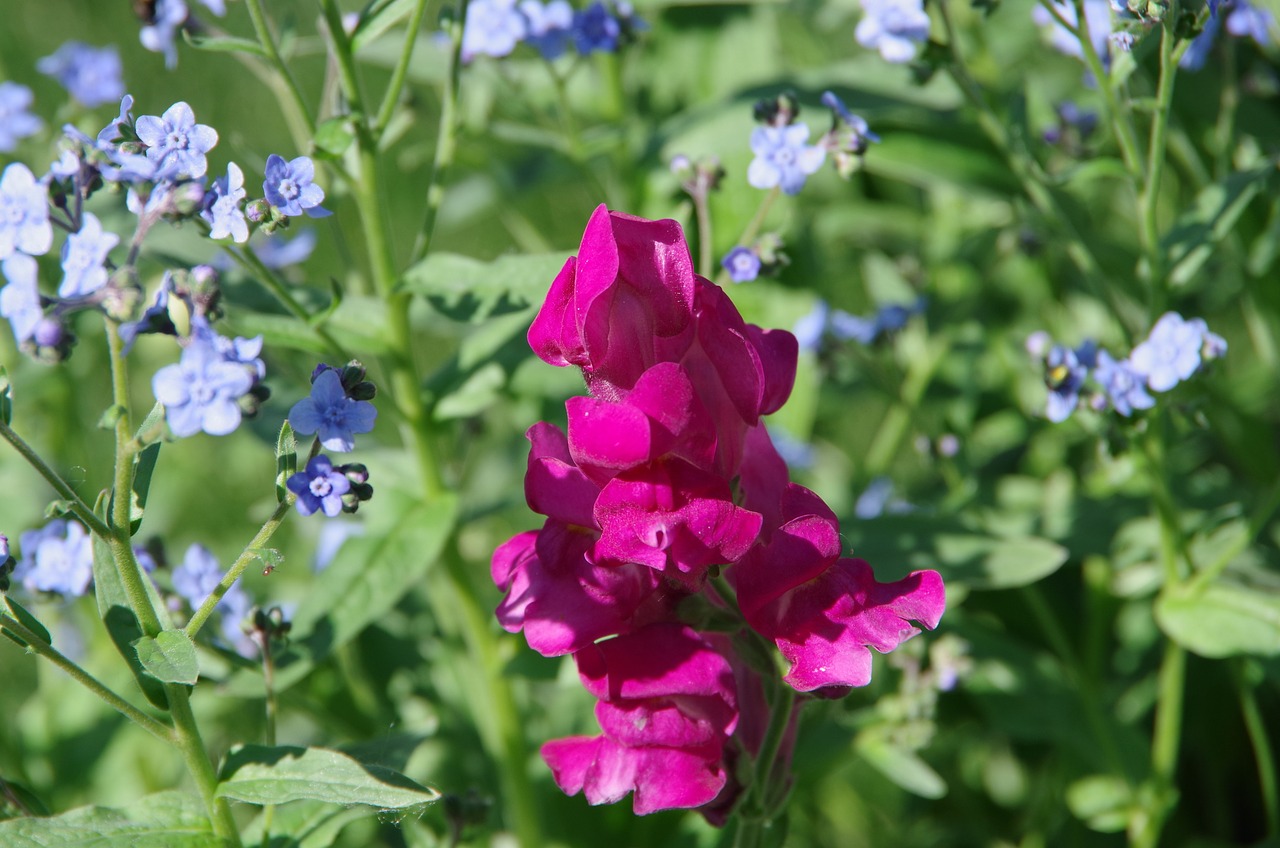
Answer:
[276, 421, 298, 504]
[91, 502, 170, 710]
[1066, 775, 1133, 833]
[855, 734, 947, 799]
[0, 367, 12, 425]
[217, 744, 440, 810]
[312, 118, 355, 158]
[1155, 582, 1280, 658]
[3, 596, 51, 646]
[0, 790, 227, 847]
[133, 630, 200, 685]
[242, 800, 368, 848]
[130, 443, 161, 535]
[350, 0, 418, 53]
[182, 31, 269, 58]
[400, 252, 570, 322]
[1162, 168, 1272, 288]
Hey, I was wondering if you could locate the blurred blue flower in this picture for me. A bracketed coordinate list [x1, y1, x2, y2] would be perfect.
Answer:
[821, 91, 880, 144]
[856, 0, 931, 63]
[721, 246, 761, 283]
[1094, 350, 1155, 416]
[140, 0, 189, 69]
[288, 455, 352, 517]
[0, 533, 8, 562]
[152, 335, 255, 437]
[793, 301, 829, 353]
[1227, 0, 1273, 43]
[829, 309, 879, 344]
[462, 0, 528, 62]
[135, 101, 218, 179]
[202, 162, 248, 243]
[0, 255, 42, 343]
[256, 230, 316, 268]
[289, 368, 377, 452]
[263, 154, 330, 218]
[171, 543, 251, 647]
[573, 2, 621, 53]
[313, 520, 364, 571]
[0, 164, 53, 260]
[520, 0, 574, 59]
[37, 42, 125, 108]
[58, 213, 119, 297]
[769, 427, 815, 470]
[747, 124, 825, 195]
[1180, 14, 1221, 70]
[1033, 0, 1113, 62]
[0, 83, 42, 153]
[1129, 312, 1206, 392]
[14, 520, 94, 597]
[855, 476, 913, 519]
[1044, 344, 1086, 422]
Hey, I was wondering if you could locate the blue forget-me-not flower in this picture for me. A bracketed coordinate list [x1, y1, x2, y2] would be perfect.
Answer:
[748, 124, 825, 195]
[14, 520, 94, 598]
[172, 543, 252, 649]
[0, 83, 42, 153]
[1093, 350, 1155, 416]
[856, 0, 931, 63]
[152, 335, 256, 437]
[135, 101, 218, 179]
[462, 0, 528, 62]
[140, 0, 190, 69]
[0, 164, 53, 259]
[38, 42, 125, 108]
[58, 213, 119, 298]
[202, 162, 249, 243]
[1130, 312, 1224, 392]
[0, 255, 42, 343]
[520, 0, 574, 58]
[263, 154, 330, 218]
[289, 368, 377, 452]
[573, 2, 621, 53]
[721, 246, 762, 283]
[288, 455, 352, 517]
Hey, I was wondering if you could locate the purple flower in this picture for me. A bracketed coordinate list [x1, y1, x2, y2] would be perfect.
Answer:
[721, 246, 761, 283]
[0, 255, 42, 342]
[1129, 312, 1208, 392]
[572, 2, 621, 54]
[13, 520, 94, 597]
[37, 42, 125, 108]
[140, 0, 190, 69]
[58, 213, 119, 297]
[0, 83, 42, 153]
[288, 368, 377, 452]
[97, 94, 136, 149]
[747, 124, 825, 195]
[462, 0, 528, 62]
[856, 0, 931, 63]
[263, 155, 330, 218]
[1094, 350, 1155, 416]
[287, 455, 352, 517]
[821, 90, 880, 145]
[1044, 344, 1086, 422]
[135, 101, 218, 179]
[520, 0, 574, 58]
[152, 335, 255, 437]
[0, 163, 53, 259]
[202, 162, 248, 243]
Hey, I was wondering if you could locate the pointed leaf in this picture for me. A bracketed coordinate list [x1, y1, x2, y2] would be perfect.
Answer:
[0, 790, 227, 847]
[0, 367, 12, 425]
[276, 421, 297, 504]
[3, 596, 51, 646]
[134, 629, 200, 685]
[130, 443, 161, 535]
[182, 31, 269, 58]
[1156, 582, 1280, 658]
[855, 734, 947, 799]
[217, 744, 440, 809]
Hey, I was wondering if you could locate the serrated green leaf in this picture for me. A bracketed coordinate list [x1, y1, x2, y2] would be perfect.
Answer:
[3, 596, 51, 646]
[133, 629, 200, 685]
[1155, 582, 1280, 658]
[182, 31, 269, 58]
[217, 745, 440, 809]
[0, 790, 227, 847]
[855, 734, 947, 799]
[400, 252, 570, 322]
[276, 421, 298, 504]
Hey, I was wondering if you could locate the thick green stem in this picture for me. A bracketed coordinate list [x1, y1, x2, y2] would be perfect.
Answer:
[244, 0, 315, 131]
[1234, 661, 1279, 838]
[693, 187, 713, 278]
[185, 499, 292, 639]
[167, 683, 243, 845]
[0, 420, 111, 540]
[374, 0, 432, 139]
[1132, 641, 1185, 848]
[0, 613, 172, 743]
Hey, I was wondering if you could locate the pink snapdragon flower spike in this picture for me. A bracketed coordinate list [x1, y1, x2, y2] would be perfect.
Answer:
[528, 204, 697, 399]
[734, 484, 946, 693]
[593, 459, 762, 590]
[541, 623, 738, 814]
[523, 421, 601, 528]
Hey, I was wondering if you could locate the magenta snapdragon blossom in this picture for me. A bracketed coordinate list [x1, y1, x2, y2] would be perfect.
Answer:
[498, 204, 945, 820]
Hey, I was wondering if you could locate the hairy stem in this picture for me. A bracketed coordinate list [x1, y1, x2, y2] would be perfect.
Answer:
[0, 420, 111, 540]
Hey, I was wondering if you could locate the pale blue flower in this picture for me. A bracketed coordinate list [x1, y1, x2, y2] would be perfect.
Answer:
[202, 162, 248, 242]
[263, 154, 329, 218]
[747, 123, 825, 195]
[289, 369, 377, 452]
[1180, 15, 1220, 70]
[855, 476, 913, 518]
[1226, 0, 1273, 44]
[37, 42, 125, 108]
[0, 165, 52, 261]
[0, 83, 42, 153]
[135, 101, 218, 179]
[462, 0, 528, 61]
[1033, 0, 1113, 62]
[96, 94, 135, 149]
[721, 246, 761, 283]
[59, 212, 119, 297]
[830, 309, 879, 344]
[0, 255, 42, 342]
[14, 520, 94, 597]
[793, 300, 829, 353]
[140, 0, 189, 69]
[152, 335, 255, 436]
[856, 0, 930, 63]
[287, 455, 352, 517]
[255, 230, 316, 268]
[172, 543, 251, 648]
[520, 0, 573, 58]
[1094, 350, 1155, 416]
[313, 520, 364, 571]
[1129, 312, 1206, 392]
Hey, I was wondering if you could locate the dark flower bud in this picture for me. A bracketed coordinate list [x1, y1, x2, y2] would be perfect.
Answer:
[348, 380, 376, 401]
[340, 492, 361, 513]
[339, 463, 369, 484]
[339, 360, 366, 388]
[349, 481, 374, 502]
[753, 91, 800, 127]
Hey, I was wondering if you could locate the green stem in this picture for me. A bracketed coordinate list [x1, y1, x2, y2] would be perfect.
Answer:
[1141, 11, 1179, 301]
[185, 499, 292, 639]
[0, 420, 111, 540]
[693, 187, 713, 279]
[0, 613, 172, 743]
[243, 0, 315, 130]
[1141, 426, 1187, 584]
[1212, 36, 1239, 180]
[1132, 641, 1185, 848]
[714, 188, 779, 288]
[1234, 661, 1279, 837]
[167, 683, 243, 845]
[259, 629, 278, 848]
[410, 0, 470, 266]
[374, 0, 432, 139]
